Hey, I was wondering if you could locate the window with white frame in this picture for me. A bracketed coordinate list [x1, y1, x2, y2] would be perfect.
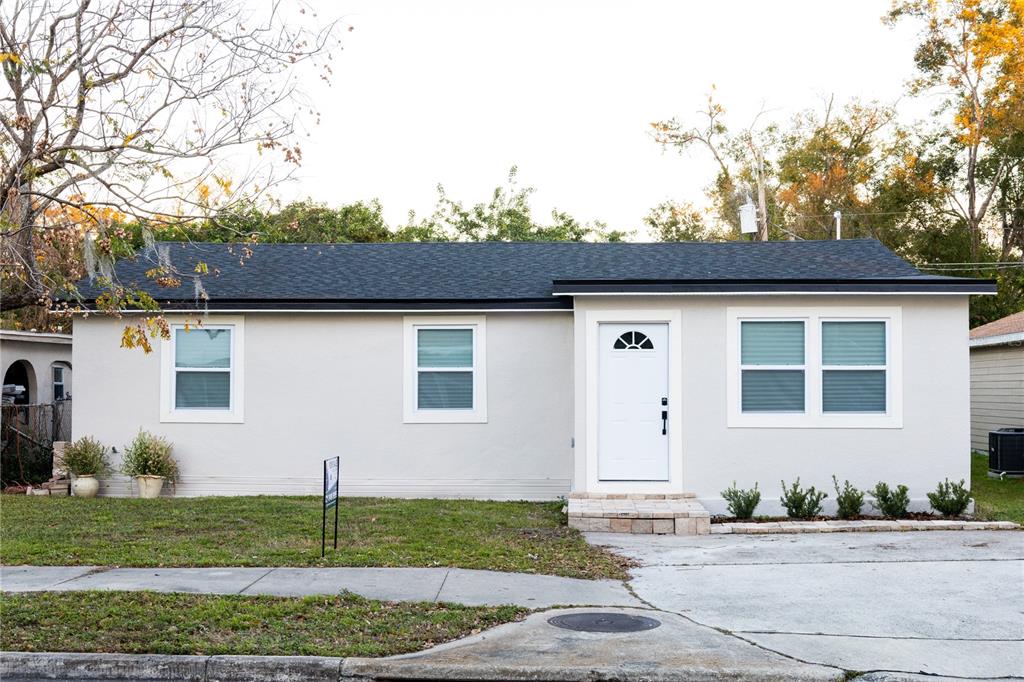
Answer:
[161, 319, 244, 423]
[740, 320, 806, 413]
[404, 317, 487, 423]
[173, 327, 233, 409]
[821, 321, 887, 413]
[727, 307, 901, 429]
[52, 365, 66, 401]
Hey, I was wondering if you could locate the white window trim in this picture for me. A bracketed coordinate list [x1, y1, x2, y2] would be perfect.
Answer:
[403, 315, 487, 424]
[160, 316, 245, 424]
[52, 365, 66, 400]
[726, 306, 902, 429]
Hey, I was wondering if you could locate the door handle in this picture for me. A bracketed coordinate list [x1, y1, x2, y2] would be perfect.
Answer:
[661, 397, 668, 435]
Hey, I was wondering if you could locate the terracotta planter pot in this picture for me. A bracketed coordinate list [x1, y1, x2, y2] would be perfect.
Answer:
[71, 474, 100, 498]
[135, 475, 165, 499]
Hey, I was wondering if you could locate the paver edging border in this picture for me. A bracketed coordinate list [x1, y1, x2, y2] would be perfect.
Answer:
[711, 519, 1020, 534]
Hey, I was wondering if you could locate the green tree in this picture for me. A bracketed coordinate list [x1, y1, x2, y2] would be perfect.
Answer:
[399, 167, 626, 242]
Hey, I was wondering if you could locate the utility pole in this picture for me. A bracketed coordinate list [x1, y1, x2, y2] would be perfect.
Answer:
[748, 143, 769, 241]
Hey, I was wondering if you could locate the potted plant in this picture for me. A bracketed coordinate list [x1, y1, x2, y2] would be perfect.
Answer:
[121, 431, 179, 498]
[61, 436, 111, 498]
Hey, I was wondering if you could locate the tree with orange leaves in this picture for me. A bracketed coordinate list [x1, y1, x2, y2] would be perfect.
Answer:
[1, 0, 343, 346]
[888, 0, 1024, 261]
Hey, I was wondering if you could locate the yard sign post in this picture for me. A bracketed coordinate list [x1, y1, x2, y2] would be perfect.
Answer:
[322, 456, 340, 557]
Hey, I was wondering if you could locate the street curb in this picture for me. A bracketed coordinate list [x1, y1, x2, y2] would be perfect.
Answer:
[1, 650, 847, 681]
[0, 652, 343, 682]
[340, 657, 846, 681]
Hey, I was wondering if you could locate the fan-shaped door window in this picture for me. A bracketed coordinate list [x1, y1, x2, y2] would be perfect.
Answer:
[613, 331, 655, 350]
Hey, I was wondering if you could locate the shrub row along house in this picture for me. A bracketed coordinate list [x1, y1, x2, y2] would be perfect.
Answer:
[73, 240, 993, 522]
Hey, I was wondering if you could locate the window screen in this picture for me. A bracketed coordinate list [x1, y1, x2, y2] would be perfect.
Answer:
[740, 321, 805, 412]
[417, 328, 473, 409]
[174, 328, 232, 409]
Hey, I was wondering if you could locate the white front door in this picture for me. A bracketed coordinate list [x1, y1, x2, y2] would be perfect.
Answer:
[598, 323, 670, 481]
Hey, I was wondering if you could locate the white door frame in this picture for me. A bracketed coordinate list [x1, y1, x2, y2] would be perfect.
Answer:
[584, 308, 683, 494]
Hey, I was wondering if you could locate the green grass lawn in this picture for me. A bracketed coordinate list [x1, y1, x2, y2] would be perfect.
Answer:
[0, 496, 628, 579]
[0, 591, 525, 657]
[972, 452, 1024, 524]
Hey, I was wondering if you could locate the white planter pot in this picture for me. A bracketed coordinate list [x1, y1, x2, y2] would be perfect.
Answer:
[71, 474, 100, 498]
[135, 475, 166, 499]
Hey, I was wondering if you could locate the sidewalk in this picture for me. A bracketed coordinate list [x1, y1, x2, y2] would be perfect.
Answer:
[0, 608, 848, 681]
[0, 565, 639, 609]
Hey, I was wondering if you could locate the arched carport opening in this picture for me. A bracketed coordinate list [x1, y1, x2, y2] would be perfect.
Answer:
[3, 359, 36, 405]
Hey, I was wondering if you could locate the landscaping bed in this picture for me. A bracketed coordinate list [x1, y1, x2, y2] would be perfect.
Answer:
[0, 496, 628, 580]
[0, 591, 525, 657]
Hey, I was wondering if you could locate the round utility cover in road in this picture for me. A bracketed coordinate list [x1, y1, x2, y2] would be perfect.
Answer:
[548, 612, 661, 633]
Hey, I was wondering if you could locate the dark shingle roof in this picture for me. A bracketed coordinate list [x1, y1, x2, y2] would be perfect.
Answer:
[83, 239, 995, 310]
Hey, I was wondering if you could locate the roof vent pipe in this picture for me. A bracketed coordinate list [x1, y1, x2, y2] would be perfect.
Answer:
[834, 210, 842, 240]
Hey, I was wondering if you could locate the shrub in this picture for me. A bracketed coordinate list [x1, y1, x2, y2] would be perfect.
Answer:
[869, 482, 910, 518]
[61, 437, 111, 476]
[121, 431, 179, 481]
[721, 482, 761, 519]
[927, 479, 972, 517]
[832, 476, 864, 520]
[779, 478, 827, 519]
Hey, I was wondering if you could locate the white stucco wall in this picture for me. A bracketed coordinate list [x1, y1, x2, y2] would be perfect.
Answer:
[72, 312, 574, 499]
[1, 332, 73, 405]
[572, 295, 972, 514]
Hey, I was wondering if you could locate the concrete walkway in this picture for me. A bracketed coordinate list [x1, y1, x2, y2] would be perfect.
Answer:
[588, 530, 1024, 679]
[0, 565, 640, 609]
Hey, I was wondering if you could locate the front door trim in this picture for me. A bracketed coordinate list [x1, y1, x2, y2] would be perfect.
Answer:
[584, 308, 683, 494]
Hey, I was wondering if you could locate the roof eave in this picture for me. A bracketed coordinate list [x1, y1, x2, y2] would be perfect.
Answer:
[551, 278, 997, 295]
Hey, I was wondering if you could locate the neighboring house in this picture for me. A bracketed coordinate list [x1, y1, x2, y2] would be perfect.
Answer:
[1, 330, 73, 406]
[73, 240, 993, 512]
[969, 311, 1024, 453]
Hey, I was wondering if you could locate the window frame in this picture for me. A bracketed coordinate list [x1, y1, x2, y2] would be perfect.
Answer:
[52, 365, 66, 401]
[403, 315, 487, 424]
[820, 318, 890, 415]
[738, 318, 809, 414]
[726, 306, 902, 429]
[160, 316, 245, 424]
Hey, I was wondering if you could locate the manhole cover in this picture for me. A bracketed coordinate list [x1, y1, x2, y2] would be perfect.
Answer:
[548, 612, 661, 633]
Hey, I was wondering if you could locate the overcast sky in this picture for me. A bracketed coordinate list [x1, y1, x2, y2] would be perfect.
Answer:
[275, 0, 933, 236]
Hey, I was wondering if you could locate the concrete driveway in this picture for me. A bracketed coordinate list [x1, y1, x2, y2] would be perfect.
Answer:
[589, 530, 1024, 679]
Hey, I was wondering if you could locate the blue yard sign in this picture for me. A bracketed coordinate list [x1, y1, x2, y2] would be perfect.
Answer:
[322, 457, 340, 557]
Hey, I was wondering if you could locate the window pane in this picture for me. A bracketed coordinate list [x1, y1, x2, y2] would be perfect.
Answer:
[176, 328, 231, 368]
[823, 370, 886, 412]
[53, 367, 64, 382]
[176, 371, 230, 408]
[823, 322, 885, 365]
[742, 370, 805, 412]
[417, 329, 473, 368]
[741, 321, 804, 365]
[418, 371, 473, 409]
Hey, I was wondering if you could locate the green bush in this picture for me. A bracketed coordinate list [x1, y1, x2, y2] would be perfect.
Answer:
[779, 478, 827, 519]
[832, 476, 864, 519]
[61, 437, 111, 476]
[121, 431, 179, 481]
[721, 482, 761, 519]
[927, 479, 972, 517]
[870, 482, 910, 518]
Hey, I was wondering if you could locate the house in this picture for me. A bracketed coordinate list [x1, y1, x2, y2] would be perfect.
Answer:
[72, 240, 993, 521]
[969, 311, 1024, 453]
[1, 330, 73, 406]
